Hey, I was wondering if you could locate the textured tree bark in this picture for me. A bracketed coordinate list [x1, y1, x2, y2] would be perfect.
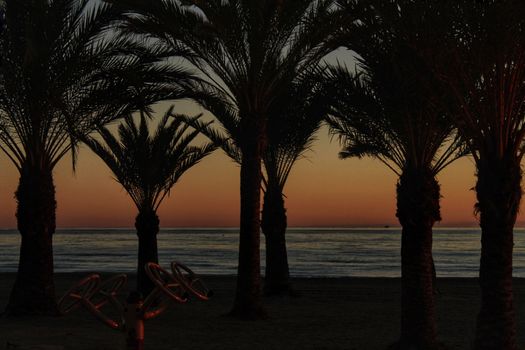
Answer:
[5, 164, 58, 316]
[396, 167, 440, 349]
[230, 117, 266, 319]
[135, 210, 160, 298]
[261, 180, 290, 295]
[474, 158, 520, 350]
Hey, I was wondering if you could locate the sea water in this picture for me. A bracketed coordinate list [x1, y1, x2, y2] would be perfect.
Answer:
[2, 227, 525, 277]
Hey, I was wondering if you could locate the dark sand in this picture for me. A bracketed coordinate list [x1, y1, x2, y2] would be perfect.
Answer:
[2, 274, 525, 349]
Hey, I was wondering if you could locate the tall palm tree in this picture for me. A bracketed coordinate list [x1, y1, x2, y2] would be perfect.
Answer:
[407, 1, 525, 348]
[182, 73, 327, 296]
[262, 75, 328, 295]
[0, 0, 194, 315]
[81, 107, 215, 297]
[107, 0, 345, 318]
[326, 2, 464, 347]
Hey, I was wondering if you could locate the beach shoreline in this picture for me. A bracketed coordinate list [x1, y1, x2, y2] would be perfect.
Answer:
[2, 273, 525, 349]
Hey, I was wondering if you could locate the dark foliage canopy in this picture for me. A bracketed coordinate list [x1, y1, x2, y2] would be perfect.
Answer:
[0, 0, 195, 172]
[82, 107, 216, 212]
[105, 0, 347, 151]
[326, 0, 465, 176]
[419, 0, 525, 164]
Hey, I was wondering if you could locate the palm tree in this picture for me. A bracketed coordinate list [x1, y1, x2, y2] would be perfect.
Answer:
[0, 0, 194, 315]
[107, 0, 345, 318]
[325, 2, 464, 347]
[405, 1, 525, 348]
[81, 107, 215, 297]
[262, 75, 328, 295]
[182, 73, 327, 296]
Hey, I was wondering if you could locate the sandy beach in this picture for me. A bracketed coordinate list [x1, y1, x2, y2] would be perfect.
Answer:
[2, 274, 525, 349]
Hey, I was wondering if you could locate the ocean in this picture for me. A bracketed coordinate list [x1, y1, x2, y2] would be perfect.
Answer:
[2, 227, 525, 278]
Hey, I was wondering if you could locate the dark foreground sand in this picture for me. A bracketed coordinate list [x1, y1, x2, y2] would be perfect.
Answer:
[2, 274, 525, 349]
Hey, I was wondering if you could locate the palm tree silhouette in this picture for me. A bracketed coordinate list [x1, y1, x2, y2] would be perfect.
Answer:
[81, 107, 215, 297]
[0, 0, 193, 315]
[325, 2, 464, 346]
[261, 75, 326, 295]
[410, 1, 525, 348]
[182, 73, 327, 296]
[108, 0, 344, 318]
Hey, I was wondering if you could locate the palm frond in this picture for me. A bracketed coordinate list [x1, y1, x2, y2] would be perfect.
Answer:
[178, 113, 242, 164]
[324, 2, 466, 175]
[82, 106, 216, 212]
[0, 0, 196, 172]
[107, 0, 345, 149]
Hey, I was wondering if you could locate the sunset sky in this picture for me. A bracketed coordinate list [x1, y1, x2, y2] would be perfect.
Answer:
[0, 96, 494, 229]
[0, 45, 510, 229]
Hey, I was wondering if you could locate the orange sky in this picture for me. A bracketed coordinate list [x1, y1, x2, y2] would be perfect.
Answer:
[0, 98, 502, 229]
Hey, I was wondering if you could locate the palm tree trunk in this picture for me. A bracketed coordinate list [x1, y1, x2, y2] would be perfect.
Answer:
[396, 168, 440, 349]
[261, 180, 290, 295]
[230, 118, 266, 319]
[473, 158, 521, 350]
[5, 163, 58, 316]
[135, 210, 160, 298]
